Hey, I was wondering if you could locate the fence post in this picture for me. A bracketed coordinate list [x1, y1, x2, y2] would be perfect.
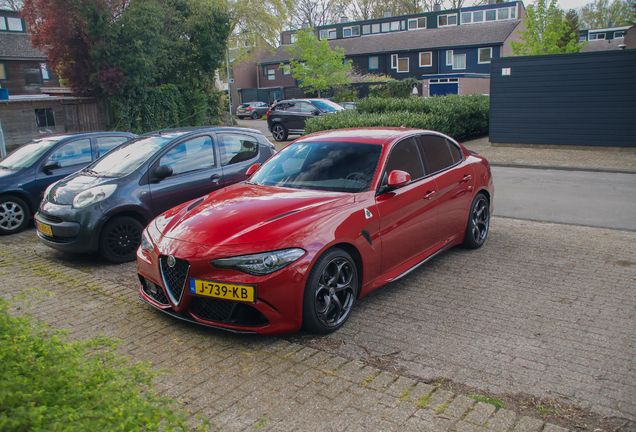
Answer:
[0, 118, 6, 158]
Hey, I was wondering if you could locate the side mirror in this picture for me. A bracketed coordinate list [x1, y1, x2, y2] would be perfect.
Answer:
[312, 110, 320, 116]
[387, 170, 411, 188]
[43, 161, 62, 172]
[155, 165, 173, 180]
[246, 163, 260, 177]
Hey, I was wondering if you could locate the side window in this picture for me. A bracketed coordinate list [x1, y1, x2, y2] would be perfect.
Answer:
[384, 138, 424, 181]
[447, 139, 462, 163]
[418, 135, 456, 173]
[299, 103, 316, 113]
[218, 134, 259, 166]
[47, 139, 92, 168]
[286, 102, 300, 112]
[96, 136, 130, 157]
[159, 136, 215, 176]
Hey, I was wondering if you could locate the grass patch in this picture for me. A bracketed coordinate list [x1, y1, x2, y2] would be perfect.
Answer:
[417, 394, 431, 408]
[435, 403, 450, 413]
[467, 394, 506, 410]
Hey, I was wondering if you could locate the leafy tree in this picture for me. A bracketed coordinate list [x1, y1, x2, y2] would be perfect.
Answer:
[580, 0, 632, 28]
[225, 0, 293, 49]
[0, 0, 22, 10]
[510, 0, 583, 56]
[291, 0, 347, 28]
[559, 9, 581, 49]
[283, 28, 351, 97]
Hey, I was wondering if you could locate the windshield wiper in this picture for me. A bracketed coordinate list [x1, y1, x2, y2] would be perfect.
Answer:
[82, 168, 100, 176]
[0, 165, 11, 170]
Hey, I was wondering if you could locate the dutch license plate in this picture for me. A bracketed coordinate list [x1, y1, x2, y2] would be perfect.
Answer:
[37, 221, 53, 236]
[189, 278, 255, 302]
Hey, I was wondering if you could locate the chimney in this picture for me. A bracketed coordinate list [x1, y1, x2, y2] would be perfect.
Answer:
[618, 44, 626, 50]
[301, 22, 309, 29]
[384, 10, 392, 17]
[433, 3, 441, 11]
[341, 15, 348, 23]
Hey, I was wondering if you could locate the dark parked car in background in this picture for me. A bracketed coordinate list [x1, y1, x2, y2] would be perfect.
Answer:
[0, 132, 136, 235]
[339, 102, 357, 110]
[35, 127, 276, 263]
[236, 102, 269, 119]
[266, 99, 345, 141]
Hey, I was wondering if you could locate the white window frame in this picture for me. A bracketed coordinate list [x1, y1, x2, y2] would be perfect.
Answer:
[40, 63, 50, 80]
[510, 7, 516, 18]
[473, 11, 484, 22]
[343, 25, 360, 37]
[390, 21, 400, 31]
[589, 33, 605, 40]
[6, 17, 23, 31]
[461, 12, 472, 24]
[408, 17, 427, 30]
[478, 47, 492, 64]
[438, 14, 457, 27]
[391, 54, 398, 69]
[369, 56, 379, 70]
[614, 31, 624, 39]
[485, 10, 497, 21]
[397, 57, 409, 73]
[0, 17, 6, 31]
[381, 22, 390, 32]
[282, 64, 291, 75]
[419, 52, 432, 67]
[452, 53, 466, 70]
[319, 28, 336, 40]
[291, 34, 297, 43]
[446, 50, 453, 66]
[579, 35, 587, 42]
[498, 8, 509, 20]
[371, 23, 380, 33]
[266, 67, 276, 80]
[362, 24, 371, 34]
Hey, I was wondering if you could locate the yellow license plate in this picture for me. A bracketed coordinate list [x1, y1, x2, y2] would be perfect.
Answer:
[189, 278, 256, 302]
[37, 222, 53, 236]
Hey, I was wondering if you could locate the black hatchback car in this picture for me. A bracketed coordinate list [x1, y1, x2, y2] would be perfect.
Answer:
[0, 132, 135, 235]
[35, 127, 275, 263]
[266, 99, 345, 141]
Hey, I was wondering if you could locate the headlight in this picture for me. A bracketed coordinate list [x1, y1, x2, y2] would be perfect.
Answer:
[211, 248, 305, 276]
[140, 229, 154, 253]
[72, 185, 117, 209]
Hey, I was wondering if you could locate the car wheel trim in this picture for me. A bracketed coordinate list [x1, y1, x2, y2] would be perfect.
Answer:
[314, 257, 355, 328]
[0, 201, 26, 231]
[471, 197, 489, 244]
[106, 221, 142, 259]
[272, 125, 285, 141]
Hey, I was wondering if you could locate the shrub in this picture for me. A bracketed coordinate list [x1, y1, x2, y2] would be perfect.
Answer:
[368, 77, 420, 99]
[0, 297, 206, 431]
[304, 94, 489, 141]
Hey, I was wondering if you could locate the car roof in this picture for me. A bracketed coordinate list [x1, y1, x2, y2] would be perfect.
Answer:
[298, 127, 445, 146]
[139, 126, 263, 139]
[28, 131, 135, 143]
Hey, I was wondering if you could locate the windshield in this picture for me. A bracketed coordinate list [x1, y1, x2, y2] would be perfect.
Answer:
[250, 142, 382, 193]
[310, 100, 345, 113]
[0, 137, 64, 169]
[84, 136, 172, 177]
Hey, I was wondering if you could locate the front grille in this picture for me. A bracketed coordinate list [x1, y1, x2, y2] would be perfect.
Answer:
[37, 233, 75, 243]
[160, 256, 190, 305]
[39, 212, 64, 223]
[140, 276, 169, 306]
[189, 297, 269, 327]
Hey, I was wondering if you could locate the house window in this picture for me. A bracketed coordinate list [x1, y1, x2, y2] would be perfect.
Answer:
[24, 68, 42, 86]
[485, 10, 497, 21]
[419, 52, 432, 67]
[369, 56, 379, 70]
[438, 14, 457, 27]
[498, 8, 509, 20]
[6, 17, 23, 31]
[397, 58, 409, 73]
[0, 17, 6, 30]
[478, 47, 492, 64]
[0, 63, 6, 80]
[319, 28, 336, 40]
[579, 35, 587, 41]
[401, 20, 405, 30]
[362, 24, 370, 34]
[390, 21, 400, 31]
[614, 31, 625, 38]
[40, 63, 49, 80]
[473, 11, 484, 22]
[381, 22, 390, 32]
[343, 25, 360, 37]
[446, 50, 453, 66]
[266, 67, 275, 80]
[408, 17, 426, 30]
[453, 54, 466, 70]
[589, 33, 605, 40]
[35, 108, 55, 128]
[371, 23, 380, 33]
[282, 64, 291, 75]
[510, 7, 516, 18]
[461, 12, 472, 24]
[291, 34, 297, 43]
[391, 54, 398, 69]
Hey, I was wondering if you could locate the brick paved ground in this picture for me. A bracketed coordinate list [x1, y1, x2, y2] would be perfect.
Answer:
[1, 217, 634, 431]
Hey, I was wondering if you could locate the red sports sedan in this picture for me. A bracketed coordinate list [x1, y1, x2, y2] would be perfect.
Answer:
[137, 128, 494, 335]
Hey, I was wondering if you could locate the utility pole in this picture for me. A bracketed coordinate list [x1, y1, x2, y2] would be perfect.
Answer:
[226, 49, 232, 117]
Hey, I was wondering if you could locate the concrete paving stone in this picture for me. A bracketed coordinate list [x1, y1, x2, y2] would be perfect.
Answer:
[318, 378, 353, 399]
[455, 421, 488, 432]
[293, 381, 327, 404]
[302, 350, 333, 367]
[260, 339, 290, 353]
[277, 342, 304, 357]
[384, 401, 418, 425]
[289, 367, 323, 388]
[366, 371, 398, 391]
[320, 356, 349, 373]
[385, 376, 417, 398]
[444, 395, 475, 419]
[487, 408, 517, 431]
[512, 416, 545, 432]
[541, 424, 569, 432]
[287, 346, 319, 363]
[464, 402, 497, 425]
[427, 389, 454, 411]
[344, 387, 383, 410]
[333, 359, 365, 379]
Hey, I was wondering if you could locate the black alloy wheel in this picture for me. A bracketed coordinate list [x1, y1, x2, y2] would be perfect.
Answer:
[463, 193, 490, 249]
[271, 124, 288, 142]
[99, 216, 144, 263]
[251, 111, 259, 120]
[303, 248, 358, 333]
[0, 195, 30, 235]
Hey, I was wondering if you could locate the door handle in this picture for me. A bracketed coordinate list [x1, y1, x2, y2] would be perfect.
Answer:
[210, 174, 221, 183]
[423, 190, 436, 200]
[460, 174, 472, 183]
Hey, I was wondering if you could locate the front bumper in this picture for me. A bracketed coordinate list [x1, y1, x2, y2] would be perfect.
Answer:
[35, 200, 107, 254]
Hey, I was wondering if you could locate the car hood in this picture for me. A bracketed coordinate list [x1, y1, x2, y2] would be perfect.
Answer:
[154, 183, 355, 246]
[0, 168, 18, 182]
[48, 172, 115, 205]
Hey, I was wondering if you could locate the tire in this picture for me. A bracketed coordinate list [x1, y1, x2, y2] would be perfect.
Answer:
[302, 248, 358, 334]
[237, 116, 244, 120]
[462, 192, 490, 249]
[0, 195, 30, 235]
[251, 111, 259, 120]
[99, 216, 144, 263]
[271, 123, 288, 142]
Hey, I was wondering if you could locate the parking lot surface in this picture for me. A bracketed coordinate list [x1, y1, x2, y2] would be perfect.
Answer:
[1, 217, 635, 431]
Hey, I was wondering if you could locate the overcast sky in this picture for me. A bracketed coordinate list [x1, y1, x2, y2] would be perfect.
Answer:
[550, 0, 591, 11]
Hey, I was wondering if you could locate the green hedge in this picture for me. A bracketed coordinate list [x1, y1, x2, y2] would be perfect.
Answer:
[0, 297, 207, 431]
[306, 94, 489, 141]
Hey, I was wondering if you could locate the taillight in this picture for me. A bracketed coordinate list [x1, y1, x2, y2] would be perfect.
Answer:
[247, 106, 252, 111]
[266, 108, 271, 118]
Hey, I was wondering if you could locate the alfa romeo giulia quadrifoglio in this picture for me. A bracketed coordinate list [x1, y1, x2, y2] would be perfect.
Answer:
[137, 128, 494, 335]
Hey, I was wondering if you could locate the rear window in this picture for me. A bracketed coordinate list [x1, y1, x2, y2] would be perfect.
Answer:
[310, 99, 345, 112]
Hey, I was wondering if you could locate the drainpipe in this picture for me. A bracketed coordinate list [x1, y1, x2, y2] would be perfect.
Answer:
[0, 118, 6, 158]
[226, 49, 232, 116]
